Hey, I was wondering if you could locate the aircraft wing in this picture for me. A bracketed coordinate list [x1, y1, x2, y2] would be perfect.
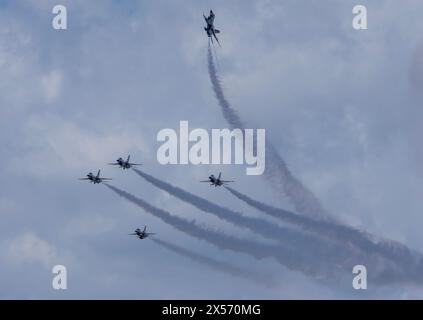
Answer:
[128, 163, 142, 166]
[101, 178, 113, 181]
[200, 180, 211, 182]
[128, 233, 137, 235]
[212, 29, 221, 47]
[108, 163, 120, 165]
[78, 178, 90, 180]
[221, 180, 234, 183]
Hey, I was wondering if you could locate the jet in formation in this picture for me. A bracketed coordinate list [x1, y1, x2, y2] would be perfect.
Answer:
[108, 155, 141, 170]
[201, 172, 234, 187]
[129, 226, 156, 240]
[203, 10, 221, 46]
[79, 170, 112, 184]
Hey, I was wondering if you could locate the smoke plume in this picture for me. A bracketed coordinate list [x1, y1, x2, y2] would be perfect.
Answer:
[207, 44, 330, 221]
[104, 183, 343, 279]
[132, 168, 347, 264]
[225, 186, 423, 283]
[106, 183, 420, 285]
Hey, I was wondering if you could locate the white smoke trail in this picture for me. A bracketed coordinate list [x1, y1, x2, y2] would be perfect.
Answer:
[105, 183, 419, 285]
[132, 168, 350, 265]
[225, 186, 423, 283]
[104, 183, 344, 280]
[207, 44, 330, 221]
[205, 46, 423, 285]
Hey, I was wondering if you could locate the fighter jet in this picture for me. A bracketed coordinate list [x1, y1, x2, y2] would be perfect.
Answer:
[129, 226, 156, 240]
[201, 172, 234, 187]
[203, 10, 221, 46]
[108, 155, 141, 170]
[79, 170, 112, 184]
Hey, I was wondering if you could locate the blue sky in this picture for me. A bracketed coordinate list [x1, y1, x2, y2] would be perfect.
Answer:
[1, 0, 423, 299]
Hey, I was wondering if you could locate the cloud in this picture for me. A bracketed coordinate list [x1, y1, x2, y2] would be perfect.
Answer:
[41, 69, 63, 104]
[64, 214, 116, 238]
[1, 232, 58, 270]
[10, 114, 150, 179]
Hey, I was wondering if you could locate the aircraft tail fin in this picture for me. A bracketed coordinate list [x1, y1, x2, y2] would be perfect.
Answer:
[97, 170, 101, 178]
[127, 155, 130, 163]
[143, 226, 147, 233]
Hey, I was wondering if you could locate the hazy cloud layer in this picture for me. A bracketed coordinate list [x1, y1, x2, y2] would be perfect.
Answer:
[1, 0, 423, 298]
